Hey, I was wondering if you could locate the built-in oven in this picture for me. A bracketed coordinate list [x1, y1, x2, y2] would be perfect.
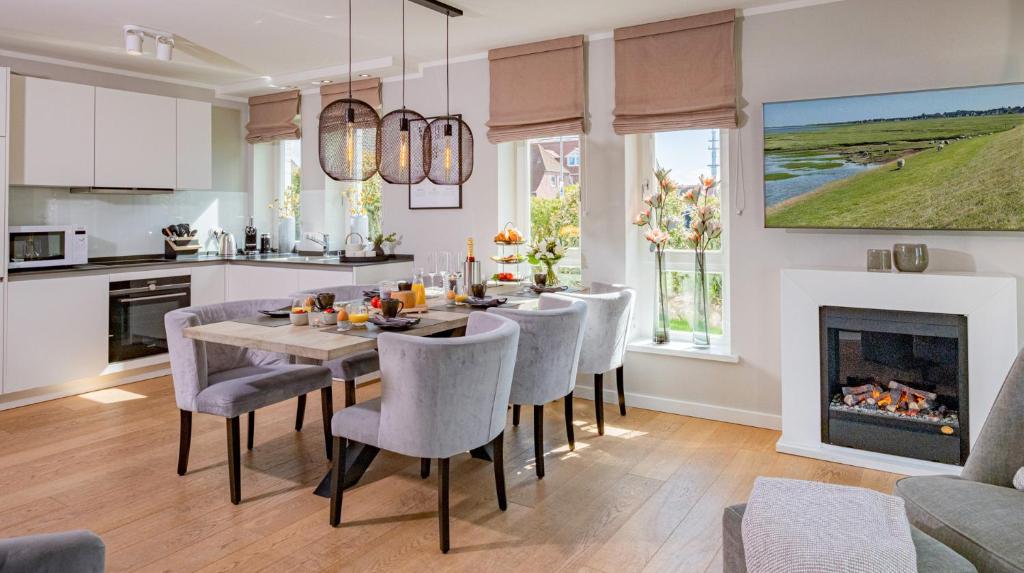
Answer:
[109, 274, 191, 363]
[9, 225, 89, 269]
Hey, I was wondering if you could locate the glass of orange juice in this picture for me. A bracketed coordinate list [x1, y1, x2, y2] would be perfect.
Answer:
[347, 303, 370, 327]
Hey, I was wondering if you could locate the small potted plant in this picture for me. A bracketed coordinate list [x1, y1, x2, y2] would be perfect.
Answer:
[371, 233, 386, 257]
[382, 232, 401, 256]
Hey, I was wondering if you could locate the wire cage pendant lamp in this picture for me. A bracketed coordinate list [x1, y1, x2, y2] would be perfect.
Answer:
[378, 0, 429, 185]
[425, 13, 473, 185]
[319, 0, 381, 182]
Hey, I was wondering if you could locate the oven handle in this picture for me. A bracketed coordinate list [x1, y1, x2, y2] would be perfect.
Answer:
[110, 283, 191, 295]
[118, 292, 189, 303]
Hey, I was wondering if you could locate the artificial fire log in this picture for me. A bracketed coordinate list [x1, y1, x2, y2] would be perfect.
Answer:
[842, 384, 877, 396]
[887, 381, 937, 401]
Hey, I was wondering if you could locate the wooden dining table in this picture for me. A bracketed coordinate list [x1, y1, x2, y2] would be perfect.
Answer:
[182, 285, 538, 496]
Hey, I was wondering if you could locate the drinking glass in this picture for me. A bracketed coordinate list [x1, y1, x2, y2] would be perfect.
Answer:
[379, 280, 398, 300]
[425, 252, 438, 289]
[445, 277, 461, 307]
[347, 303, 369, 327]
[438, 251, 451, 286]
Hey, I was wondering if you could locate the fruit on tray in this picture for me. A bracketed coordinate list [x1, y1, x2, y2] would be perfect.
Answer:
[291, 307, 306, 314]
[323, 307, 336, 314]
[493, 272, 517, 282]
[494, 226, 524, 243]
[371, 296, 381, 309]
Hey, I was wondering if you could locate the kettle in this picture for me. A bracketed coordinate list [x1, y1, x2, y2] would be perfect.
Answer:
[219, 232, 237, 256]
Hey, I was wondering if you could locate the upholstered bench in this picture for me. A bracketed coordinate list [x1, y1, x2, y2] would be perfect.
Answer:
[722, 503, 977, 573]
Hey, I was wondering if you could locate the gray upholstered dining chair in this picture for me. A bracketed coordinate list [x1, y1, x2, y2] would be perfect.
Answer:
[328, 312, 520, 553]
[564, 283, 636, 435]
[290, 284, 378, 409]
[165, 299, 334, 504]
[0, 530, 105, 573]
[488, 294, 588, 478]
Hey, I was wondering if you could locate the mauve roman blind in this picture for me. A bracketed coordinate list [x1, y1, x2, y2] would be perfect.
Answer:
[486, 35, 586, 144]
[613, 9, 737, 134]
[320, 77, 382, 110]
[246, 89, 301, 143]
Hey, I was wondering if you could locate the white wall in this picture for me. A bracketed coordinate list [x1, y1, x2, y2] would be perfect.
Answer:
[622, 0, 1024, 427]
[347, 0, 1024, 428]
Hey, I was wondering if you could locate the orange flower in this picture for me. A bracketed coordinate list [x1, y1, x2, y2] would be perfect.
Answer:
[701, 175, 716, 189]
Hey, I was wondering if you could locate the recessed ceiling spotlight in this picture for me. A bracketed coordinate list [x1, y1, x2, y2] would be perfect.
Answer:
[358, 73, 370, 78]
[313, 80, 333, 85]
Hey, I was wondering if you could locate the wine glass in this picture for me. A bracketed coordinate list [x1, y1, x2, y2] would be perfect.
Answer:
[425, 252, 439, 289]
[438, 251, 451, 287]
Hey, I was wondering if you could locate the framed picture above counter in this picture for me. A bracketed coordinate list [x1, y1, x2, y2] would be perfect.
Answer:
[409, 180, 463, 210]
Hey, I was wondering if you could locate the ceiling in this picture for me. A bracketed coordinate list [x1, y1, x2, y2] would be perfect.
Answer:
[0, 0, 793, 96]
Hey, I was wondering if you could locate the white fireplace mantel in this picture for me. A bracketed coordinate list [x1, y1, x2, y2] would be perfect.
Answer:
[777, 268, 1020, 476]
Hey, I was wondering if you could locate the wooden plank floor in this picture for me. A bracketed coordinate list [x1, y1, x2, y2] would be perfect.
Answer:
[0, 376, 902, 572]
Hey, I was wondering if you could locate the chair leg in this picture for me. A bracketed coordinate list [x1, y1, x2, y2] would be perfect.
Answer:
[493, 431, 507, 510]
[177, 410, 192, 476]
[226, 417, 241, 505]
[512, 404, 520, 427]
[420, 458, 431, 479]
[329, 437, 346, 526]
[295, 394, 306, 431]
[438, 457, 450, 554]
[247, 411, 255, 450]
[564, 392, 575, 451]
[594, 373, 605, 436]
[617, 365, 627, 416]
[344, 379, 356, 407]
[534, 404, 545, 479]
[321, 387, 334, 461]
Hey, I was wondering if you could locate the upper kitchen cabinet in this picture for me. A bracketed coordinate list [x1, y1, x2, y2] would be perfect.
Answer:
[176, 99, 212, 189]
[95, 87, 176, 189]
[9, 76, 95, 187]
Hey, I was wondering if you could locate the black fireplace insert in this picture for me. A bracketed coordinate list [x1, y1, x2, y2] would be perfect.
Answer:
[820, 306, 969, 465]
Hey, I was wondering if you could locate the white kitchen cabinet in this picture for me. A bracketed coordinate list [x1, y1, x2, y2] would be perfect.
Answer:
[190, 265, 225, 306]
[225, 265, 299, 301]
[297, 268, 354, 291]
[4, 275, 108, 394]
[9, 76, 95, 187]
[95, 87, 176, 189]
[176, 99, 212, 189]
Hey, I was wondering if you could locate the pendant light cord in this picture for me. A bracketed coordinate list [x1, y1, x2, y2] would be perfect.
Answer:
[401, 0, 406, 110]
[348, 0, 352, 98]
[445, 14, 450, 117]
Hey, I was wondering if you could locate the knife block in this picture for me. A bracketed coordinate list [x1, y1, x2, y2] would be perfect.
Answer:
[164, 238, 201, 259]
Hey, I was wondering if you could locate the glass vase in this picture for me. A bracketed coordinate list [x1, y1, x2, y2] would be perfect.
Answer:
[653, 248, 670, 344]
[544, 261, 559, 286]
[692, 250, 711, 348]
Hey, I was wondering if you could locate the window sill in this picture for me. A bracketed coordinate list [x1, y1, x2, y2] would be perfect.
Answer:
[627, 339, 739, 363]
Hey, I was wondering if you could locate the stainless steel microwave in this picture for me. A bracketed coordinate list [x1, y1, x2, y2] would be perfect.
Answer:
[9, 225, 89, 269]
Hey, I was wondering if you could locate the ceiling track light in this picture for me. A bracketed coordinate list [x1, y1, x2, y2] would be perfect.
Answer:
[123, 25, 175, 62]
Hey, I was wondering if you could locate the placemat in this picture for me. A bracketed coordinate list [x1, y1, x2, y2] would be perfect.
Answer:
[232, 315, 292, 327]
[321, 317, 448, 339]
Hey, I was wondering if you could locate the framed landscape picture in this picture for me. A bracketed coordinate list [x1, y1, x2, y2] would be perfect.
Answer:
[763, 82, 1024, 231]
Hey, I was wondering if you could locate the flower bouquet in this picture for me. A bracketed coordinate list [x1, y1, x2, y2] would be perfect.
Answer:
[526, 237, 566, 286]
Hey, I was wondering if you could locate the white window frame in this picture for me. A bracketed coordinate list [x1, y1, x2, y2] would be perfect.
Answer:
[512, 135, 584, 275]
[632, 129, 732, 352]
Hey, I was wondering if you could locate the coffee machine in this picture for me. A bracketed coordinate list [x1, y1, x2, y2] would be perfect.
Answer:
[244, 218, 258, 255]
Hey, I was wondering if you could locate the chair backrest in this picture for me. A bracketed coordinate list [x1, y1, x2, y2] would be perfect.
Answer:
[487, 296, 588, 405]
[561, 283, 636, 374]
[375, 312, 520, 459]
[962, 347, 1024, 487]
[289, 284, 376, 306]
[164, 298, 291, 412]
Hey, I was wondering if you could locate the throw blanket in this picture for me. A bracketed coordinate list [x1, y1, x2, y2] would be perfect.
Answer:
[742, 478, 917, 573]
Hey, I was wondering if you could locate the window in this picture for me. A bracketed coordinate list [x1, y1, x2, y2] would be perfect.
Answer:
[651, 129, 729, 341]
[515, 135, 582, 286]
[253, 139, 302, 243]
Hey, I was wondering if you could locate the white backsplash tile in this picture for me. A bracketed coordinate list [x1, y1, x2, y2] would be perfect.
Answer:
[9, 187, 248, 257]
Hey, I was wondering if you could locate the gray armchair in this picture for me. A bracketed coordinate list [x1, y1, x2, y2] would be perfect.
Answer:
[488, 295, 587, 478]
[290, 285, 378, 408]
[562, 283, 635, 435]
[328, 312, 520, 553]
[165, 299, 334, 504]
[0, 530, 105, 573]
[895, 349, 1024, 572]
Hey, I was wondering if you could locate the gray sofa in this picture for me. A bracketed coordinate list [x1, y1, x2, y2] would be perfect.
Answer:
[723, 503, 975, 572]
[0, 530, 105, 573]
[894, 349, 1024, 573]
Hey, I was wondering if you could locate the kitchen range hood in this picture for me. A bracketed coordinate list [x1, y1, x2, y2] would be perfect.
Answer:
[70, 186, 175, 195]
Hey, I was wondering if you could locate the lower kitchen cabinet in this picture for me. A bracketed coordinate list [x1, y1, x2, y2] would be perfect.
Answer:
[296, 268, 354, 291]
[225, 265, 300, 301]
[190, 265, 226, 307]
[4, 275, 109, 394]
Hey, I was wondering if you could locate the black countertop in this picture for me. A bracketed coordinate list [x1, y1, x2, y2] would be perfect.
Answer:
[6, 252, 414, 280]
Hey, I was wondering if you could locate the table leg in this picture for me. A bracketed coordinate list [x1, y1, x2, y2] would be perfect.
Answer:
[314, 441, 380, 498]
